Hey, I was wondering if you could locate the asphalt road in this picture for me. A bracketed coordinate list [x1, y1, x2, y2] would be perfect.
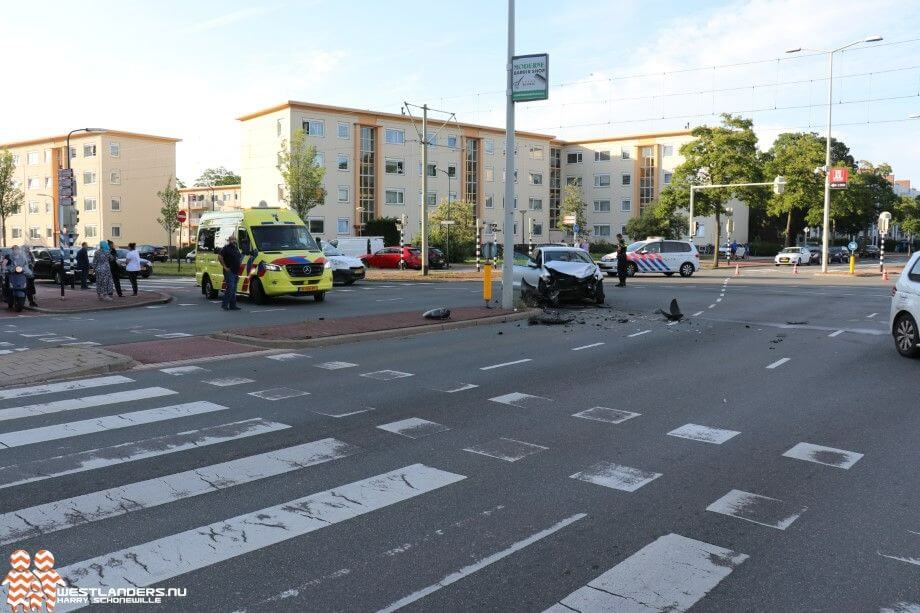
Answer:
[0, 263, 917, 612]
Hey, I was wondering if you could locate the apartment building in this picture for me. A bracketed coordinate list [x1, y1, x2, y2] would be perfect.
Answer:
[1, 130, 179, 247]
[236, 100, 746, 246]
[178, 184, 241, 246]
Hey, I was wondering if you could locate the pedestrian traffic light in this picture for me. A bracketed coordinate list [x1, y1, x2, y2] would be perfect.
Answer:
[62, 205, 79, 231]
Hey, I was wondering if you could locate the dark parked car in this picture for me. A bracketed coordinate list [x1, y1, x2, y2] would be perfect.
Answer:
[428, 248, 447, 269]
[30, 248, 74, 284]
[828, 246, 851, 263]
[87, 249, 153, 279]
[134, 244, 168, 262]
[860, 244, 880, 259]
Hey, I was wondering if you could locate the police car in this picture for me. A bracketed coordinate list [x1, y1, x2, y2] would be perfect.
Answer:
[598, 238, 699, 277]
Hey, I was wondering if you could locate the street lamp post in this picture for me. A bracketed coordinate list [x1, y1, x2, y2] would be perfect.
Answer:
[786, 35, 883, 273]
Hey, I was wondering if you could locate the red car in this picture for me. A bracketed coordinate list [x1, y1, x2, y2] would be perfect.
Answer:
[361, 246, 422, 269]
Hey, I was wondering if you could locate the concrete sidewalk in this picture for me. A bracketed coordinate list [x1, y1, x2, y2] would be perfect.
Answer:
[0, 346, 136, 387]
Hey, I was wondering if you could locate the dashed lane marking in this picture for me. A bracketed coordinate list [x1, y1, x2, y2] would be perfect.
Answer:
[377, 418, 450, 439]
[203, 377, 255, 387]
[828, 329, 844, 337]
[572, 407, 640, 425]
[766, 358, 790, 369]
[266, 352, 308, 361]
[463, 438, 548, 462]
[782, 442, 863, 469]
[708, 304, 716, 309]
[668, 424, 740, 445]
[433, 383, 479, 393]
[867, 312, 878, 318]
[160, 366, 207, 376]
[489, 392, 550, 408]
[706, 489, 805, 530]
[572, 342, 604, 351]
[248, 388, 310, 401]
[480, 358, 532, 370]
[627, 330, 651, 338]
[360, 370, 414, 381]
[692, 311, 704, 317]
[315, 361, 358, 370]
[570, 461, 662, 492]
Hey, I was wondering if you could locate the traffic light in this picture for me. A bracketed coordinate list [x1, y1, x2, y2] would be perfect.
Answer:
[61, 205, 79, 231]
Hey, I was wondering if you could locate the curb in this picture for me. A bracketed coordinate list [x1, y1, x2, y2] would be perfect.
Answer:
[0, 348, 138, 389]
[212, 309, 539, 349]
[128, 347, 284, 371]
[28, 291, 174, 314]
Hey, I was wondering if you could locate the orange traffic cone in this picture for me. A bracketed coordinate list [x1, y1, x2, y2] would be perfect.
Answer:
[734, 263, 741, 277]
[793, 261, 799, 275]
[882, 268, 889, 281]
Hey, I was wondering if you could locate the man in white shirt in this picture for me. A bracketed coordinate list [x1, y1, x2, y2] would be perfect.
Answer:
[125, 242, 142, 296]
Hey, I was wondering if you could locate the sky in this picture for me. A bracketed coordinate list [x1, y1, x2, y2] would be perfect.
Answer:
[2, 0, 919, 186]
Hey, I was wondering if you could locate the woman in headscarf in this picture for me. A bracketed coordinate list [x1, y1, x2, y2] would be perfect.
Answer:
[92, 241, 115, 300]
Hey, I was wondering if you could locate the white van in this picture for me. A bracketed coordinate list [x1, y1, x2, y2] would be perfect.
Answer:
[326, 236, 385, 258]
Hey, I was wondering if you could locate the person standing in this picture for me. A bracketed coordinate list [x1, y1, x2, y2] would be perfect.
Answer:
[76, 242, 90, 289]
[125, 242, 141, 296]
[93, 241, 115, 300]
[22, 247, 37, 307]
[107, 240, 124, 297]
[615, 233, 628, 287]
[729, 239, 738, 261]
[218, 234, 242, 311]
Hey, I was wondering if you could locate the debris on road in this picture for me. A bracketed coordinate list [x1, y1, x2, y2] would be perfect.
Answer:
[657, 298, 684, 322]
[423, 307, 451, 320]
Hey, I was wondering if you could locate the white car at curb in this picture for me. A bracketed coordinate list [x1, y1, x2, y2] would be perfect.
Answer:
[774, 246, 811, 266]
[322, 244, 366, 285]
[890, 251, 920, 358]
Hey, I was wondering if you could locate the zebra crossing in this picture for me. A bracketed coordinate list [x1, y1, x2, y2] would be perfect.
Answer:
[0, 365, 909, 611]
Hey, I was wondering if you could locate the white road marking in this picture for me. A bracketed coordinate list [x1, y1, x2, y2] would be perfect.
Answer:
[692, 311, 704, 317]
[144, 305, 166, 309]
[879, 531, 920, 569]
[0, 401, 227, 449]
[377, 418, 450, 439]
[381, 513, 586, 612]
[248, 388, 310, 401]
[315, 361, 358, 370]
[266, 352, 308, 361]
[177, 303, 197, 306]
[828, 329, 845, 337]
[766, 357, 790, 369]
[666, 321, 679, 326]
[250, 308, 287, 313]
[19, 332, 56, 337]
[203, 377, 255, 387]
[55, 465, 466, 601]
[360, 369, 414, 381]
[572, 342, 604, 351]
[434, 383, 479, 393]
[547, 533, 748, 613]
[155, 332, 192, 338]
[0, 375, 133, 401]
[571, 462, 662, 492]
[489, 392, 550, 408]
[627, 330, 651, 338]
[61, 341, 101, 347]
[0, 387, 176, 422]
[782, 442, 863, 469]
[668, 424, 740, 445]
[0, 437, 359, 546]
[313, 408, 374, 418]
[160, 366, 207, 375]
[572, 407, 640, 425]
[867, 312, 878, 318]
[716, 298, 722, 302]
[480, 358, 532, 370]
[706, 489, 805, 530]
[40, 336, 77, 342]
[708, 304, 716, 309]
[880, 601, 920, 613]
[463, 438, 548, 462]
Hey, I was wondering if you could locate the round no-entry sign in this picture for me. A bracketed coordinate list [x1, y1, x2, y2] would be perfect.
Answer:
[177, 210, 187, 223]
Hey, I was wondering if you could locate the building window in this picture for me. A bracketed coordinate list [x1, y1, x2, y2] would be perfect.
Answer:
[593, 224, 611, 237]
[302, 119, 325, 137]
[529, 146, 545, 160]
[43, 149, 51, 163]
[277, 119, 283, 137]
[464, 138, 479, 206]
[567, 152, 583, 164]
[425, 132, 437, 146]
[337, 186, 349, 202]
[639, 146, 655, 213]
[595, 150, 611, 161]
[109, 142, 120, 157]
[29, 227, 40, 240]
[485, 195, 494, 208]
[485, 139, 495, 155]
[594, 174, 611, 188]
[594, 200, 611, 213]
[110, 169, 121, 185]
[11, 228, 22, 239]
[337, 217, 349, 234]
[83, 171, 97, 185]
[27, 177, 40, 189]
[28, 201, 40, 214]
[308, 218, 324, 234]
[313, 152, 325, 167]
[385, 158, 404, 175]
[46, 227, 53, 238]
[336, 154, 349, 171]
[621, 174, 631, 186]
[662, 145, 674, 156]
[111, 226, 121, 238]
[337, 123, 350, 139]
[621, 149, 631, 159]
[426, 192, 437, 206]
[385, 189, 405, 205]
[69, 147, 76, 160]
[44, 177, 52, 189]
[11, 154, 19, 166]
[447, 164, 456, 177]
[528, 198, 543, 210]
[45, 202, 51, 213]
[550, 147, 561, 228]
[447, 135, 458, 149]
[426, 163, 437, 177]
[621, 199, 632, 212]
[27, 151, 39, 165]
[359, 126, 376, 225]
[83, 144, 96, 157]
[663, 171, 673, 185]
[111, 197, 121, 211]
[84, 198, 97, 211]
[385, 128, 405, 145]
[484, 166, 494, 182]
[529, 172, 543, 185]
[566, 176, 582, 187]
[532, 223, 543, 236]
[85, 225, 98, 238]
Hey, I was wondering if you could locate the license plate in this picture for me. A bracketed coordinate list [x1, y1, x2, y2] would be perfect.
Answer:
[297, 286, 317, 293]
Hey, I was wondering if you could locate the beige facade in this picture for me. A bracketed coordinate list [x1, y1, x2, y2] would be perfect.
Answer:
[1, 130, 179, 247]
[237, 100, 748, 246]
[177, 184, 241, 246]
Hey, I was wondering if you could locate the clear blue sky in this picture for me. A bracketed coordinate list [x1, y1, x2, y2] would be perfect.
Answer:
[2, 0, 918, 185]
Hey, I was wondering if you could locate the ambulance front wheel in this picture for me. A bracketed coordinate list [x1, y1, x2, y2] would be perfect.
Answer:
[250, 278, 268, 305]
[202, 276, 219, 299]
[626, 263, 638, 277]
[314, 291, 326, 303]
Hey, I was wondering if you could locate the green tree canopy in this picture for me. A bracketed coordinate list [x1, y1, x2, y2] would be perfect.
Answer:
[820, 161, 897, 235]
[428, 199, 477, 262]
[895, 194, 920, 244]
[194, 167, 240, 187]
[557, 183, 588, 235]
[277, 129, 326, 222]
[625, 200, 687, 241]
[0, 150, 24, 248]
[156, 177, 182, 256]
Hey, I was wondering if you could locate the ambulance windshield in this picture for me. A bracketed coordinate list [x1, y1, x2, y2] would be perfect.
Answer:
[251, 225, 319, 252]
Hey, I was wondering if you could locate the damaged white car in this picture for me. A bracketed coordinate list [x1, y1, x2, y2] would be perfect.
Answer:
[512, 246, 605, 306]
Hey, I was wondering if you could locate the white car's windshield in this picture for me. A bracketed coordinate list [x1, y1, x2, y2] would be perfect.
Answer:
[781, 247, 800, 253]
[544, 250, 593, 264]
[323, 245, 344, 257]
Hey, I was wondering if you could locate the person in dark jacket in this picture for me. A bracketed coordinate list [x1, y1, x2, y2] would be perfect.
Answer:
[107, 240, 124, 297]
[76, 242, 90, 289]
[615, 233, 628, 287]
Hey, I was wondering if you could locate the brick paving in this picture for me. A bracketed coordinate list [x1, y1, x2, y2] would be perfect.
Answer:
[26, 282, 170, 313]
[0, 347, 134, 386]
[106, 336, 262, 364]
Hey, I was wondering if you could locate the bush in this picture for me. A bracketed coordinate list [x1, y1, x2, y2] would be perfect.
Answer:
[363, 217, 401, 246]
[748, 240, 782, 256]
[589, 240, 615, 256]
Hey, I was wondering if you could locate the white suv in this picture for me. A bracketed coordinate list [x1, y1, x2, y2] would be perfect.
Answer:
[890, 252, 920, 358]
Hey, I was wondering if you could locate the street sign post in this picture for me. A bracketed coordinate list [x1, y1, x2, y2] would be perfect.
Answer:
[829, 167, 849, 189]
[177, 209, 187, 224]
[848, 241, 858, 251]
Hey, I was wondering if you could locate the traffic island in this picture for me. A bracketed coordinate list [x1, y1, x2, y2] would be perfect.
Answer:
[364, 267, 500, 282]
[0, 346, 136, 387]
[105, 336, 265, 365]
[27, 283, 172, 313]
[216, 306, 535, 349]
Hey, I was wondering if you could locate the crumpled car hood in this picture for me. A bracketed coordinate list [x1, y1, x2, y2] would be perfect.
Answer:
[545, 261, 597, 278]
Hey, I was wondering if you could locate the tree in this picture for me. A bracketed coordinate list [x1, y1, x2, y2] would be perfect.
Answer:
[665, 114, 763, 266]
[821, 161, 897, 236]
[764, 133, 826, 246]
[156, 177, 182, 261]
[428, 199, 476, 262]
[557, 183, 588, 236]
[0, 150, 23, 248]
[895, 195, 920, 254]
[625, 200, 687, 240]
[176, 178, 187, 189]
[194, 166, 240, 187]
[277, 129, 326, 221]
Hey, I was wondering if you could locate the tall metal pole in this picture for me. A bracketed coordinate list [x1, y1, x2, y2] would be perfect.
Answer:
[501, 0, 516, 309]
[821, 50, 834, 273]
[421, 105, 429, 275]
[688, 186, 695, 243]
[447, 171, 452, 269]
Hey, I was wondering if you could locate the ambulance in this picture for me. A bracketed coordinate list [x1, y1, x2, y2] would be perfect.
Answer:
[195, 208, 333, 303]
[598, 238, 700, 277]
